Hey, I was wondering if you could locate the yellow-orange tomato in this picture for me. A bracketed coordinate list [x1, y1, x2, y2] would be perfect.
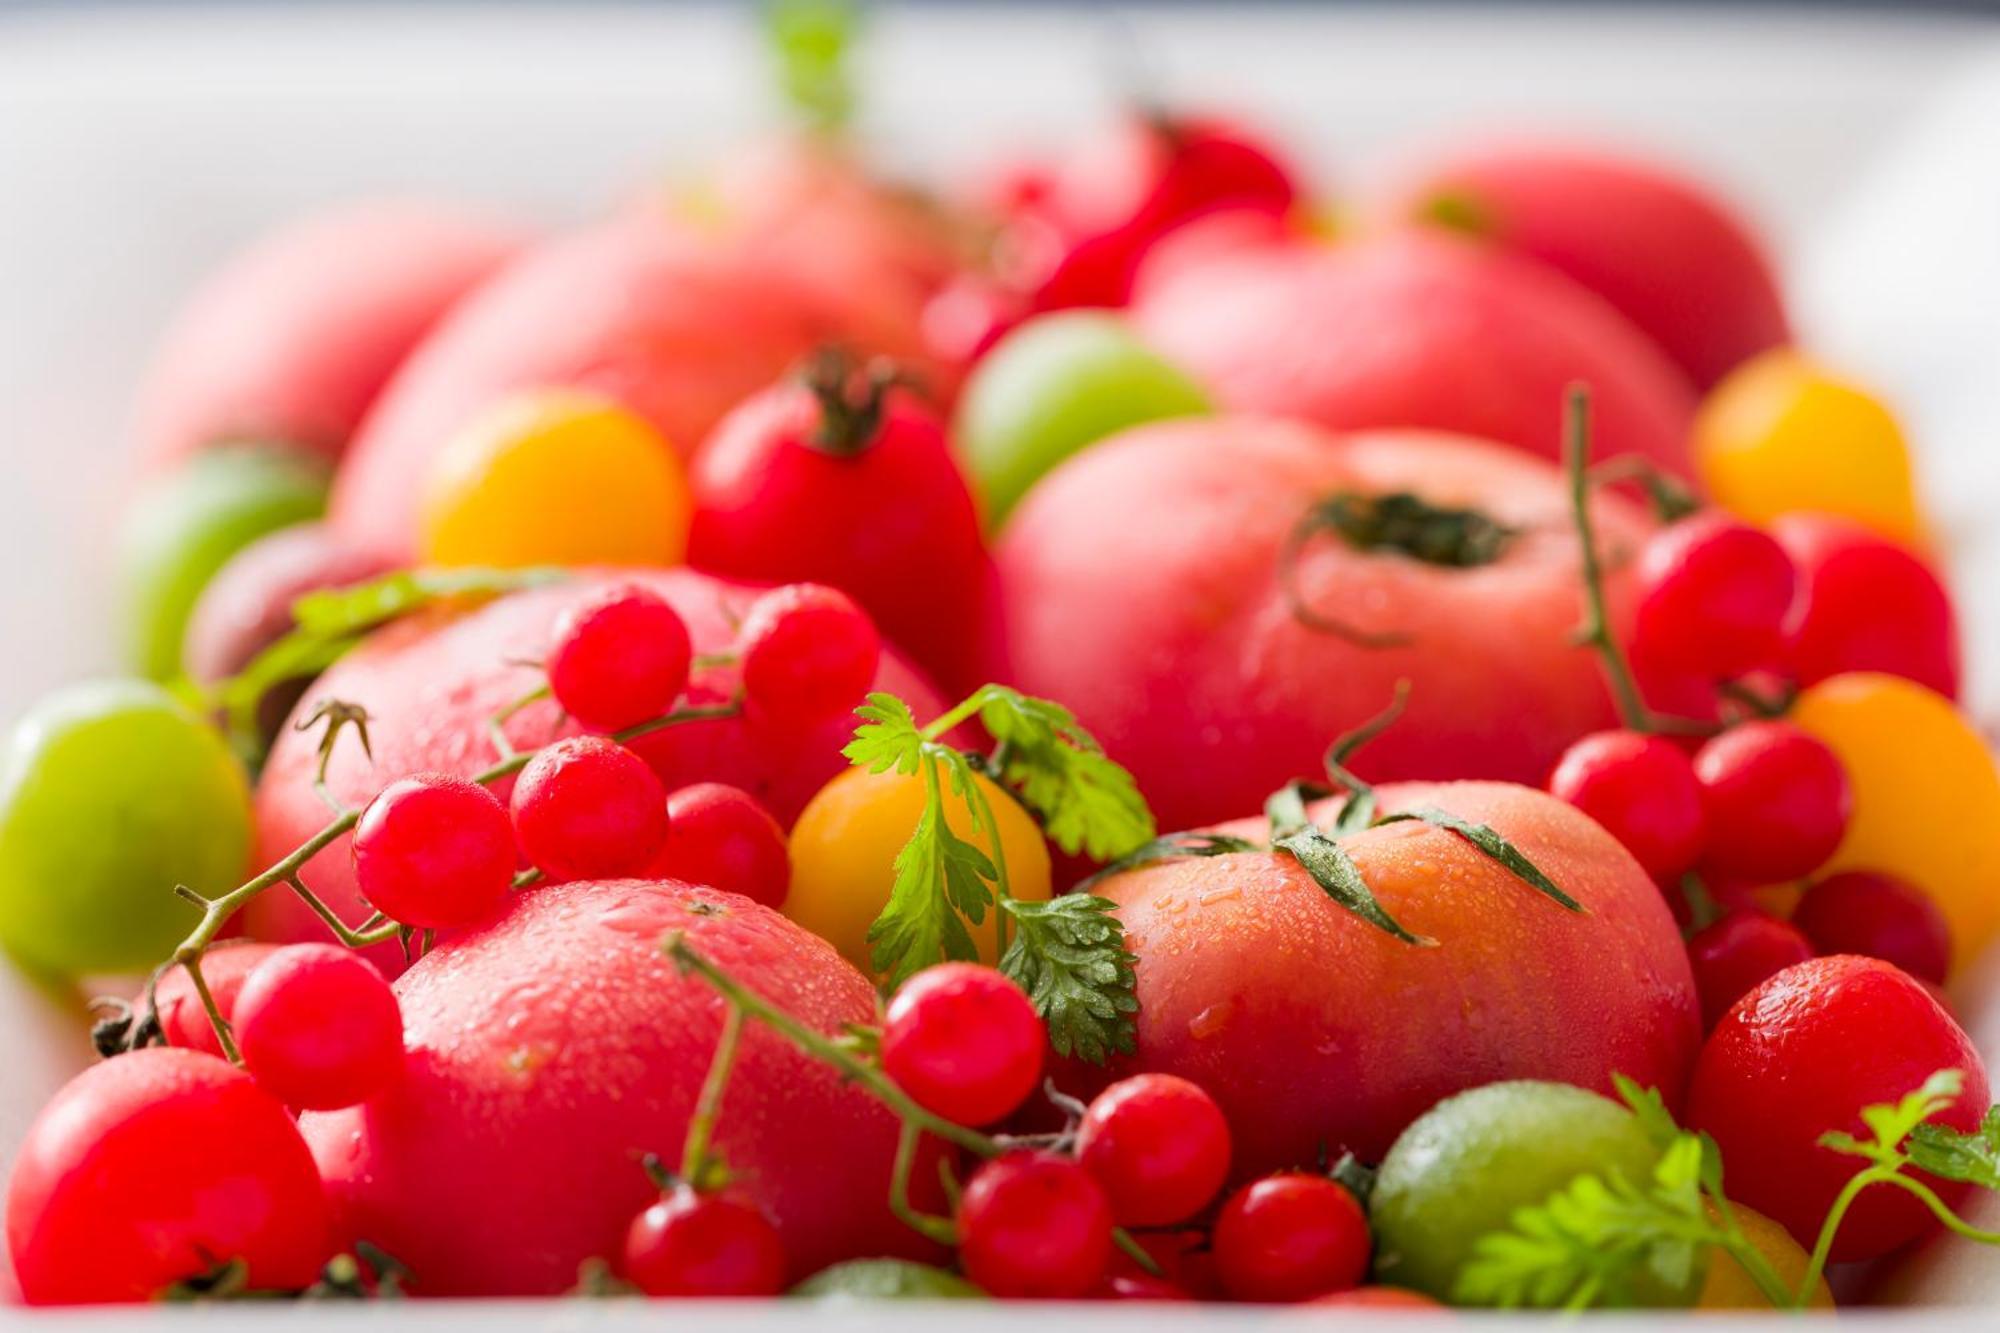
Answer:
[1694, 350, 1926, 547]
[418, 390, 691, 568]
[1789, 672, 2000, 961]
[785, 766, 1052, 976]
[1698, 1202, 1834, 1309]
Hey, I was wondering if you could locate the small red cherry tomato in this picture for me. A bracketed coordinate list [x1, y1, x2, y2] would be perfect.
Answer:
[1212, 1173, 1370, 1303]
[1694, 721, 1851, 882]
[1631, 513, 1798, 680]
[546, 582, 693, 733]
[1686, 954, 1989, 1262]
[234, 944, 404, 1111]
[1794, 870, 1951, 985]
[1774, 513, 1960, 699]
[738, 583, 882, 730]
[1548, 730, 1706, 881]
[351, 772, 514, 928]
[620, 1186, 785, 1298]
[1685, 910, 1815, 1031]
[649, 783, 790, 908]
[510, 736, 670, 882]
[1076, 1073, 1232, 1227]
[956, 1151, 1113, 1299]
[881, 963, 1045, 1128]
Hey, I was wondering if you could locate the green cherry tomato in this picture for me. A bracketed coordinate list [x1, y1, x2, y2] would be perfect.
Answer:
[790, 1259, 989, 1300]
[120, 446, 328, 679]
[0, 680, 251, 976]
[954, 311, 1210, 527]
[1371, 1080, 1690, 1307]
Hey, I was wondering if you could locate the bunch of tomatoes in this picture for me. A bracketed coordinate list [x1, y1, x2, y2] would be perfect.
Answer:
[4, 1, 2000, 1314]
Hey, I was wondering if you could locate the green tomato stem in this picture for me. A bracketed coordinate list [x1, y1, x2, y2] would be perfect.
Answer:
[1564, 385, 1656, 735]
[680, 1002, 745, 1189]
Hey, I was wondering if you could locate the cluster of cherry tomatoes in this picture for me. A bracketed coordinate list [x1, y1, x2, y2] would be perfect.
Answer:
[355, 579, 881, 930]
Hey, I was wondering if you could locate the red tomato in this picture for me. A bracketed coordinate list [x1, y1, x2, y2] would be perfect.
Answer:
[1212, 1173, 1370, 1303]
[990, 418, 1653, 830]
[1686, 955, 1989, 1261]
[1092, 781, 1699, 1170]
[1773, 513, 1961, 699]
[1386, 139, 1788, 389]
[133, 200, 528, 472]
[245, 568, 946, 973]
[151, 942, 281, 1058]
[300, 881, 942, 1295]
[688, 372, 989, 692]
[1133, 230, 1696, 476]
[329, 217, 922, 558]
[6, 1048, 332, 1304]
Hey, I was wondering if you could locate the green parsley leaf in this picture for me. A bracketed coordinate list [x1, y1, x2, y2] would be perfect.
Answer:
[215, 566, 564, 764]
[1274, 829, 1435, 946]
[1375, 807, 1582, 913]
[842, 692, 927, 776]
[1456, 1136, 1716, 1311]
[864, 764, 996, 988]
[1909, 1106, 2000, 1190]
[998, 895, 1138, 1064]
[1823, 1067, 1966, 1168]
[971, 686, 1156, 861]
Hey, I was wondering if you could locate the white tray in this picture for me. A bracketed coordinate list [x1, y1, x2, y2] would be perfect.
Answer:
[2, 2, 1999, 1321]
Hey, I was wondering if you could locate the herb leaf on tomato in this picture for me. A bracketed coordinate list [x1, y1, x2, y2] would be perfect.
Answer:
[1909, 1106, 2000, 1190]
[1376, 807, 1583, 912]
[999, 895, 1138, 1063]
[1274, 829, 1435, 947]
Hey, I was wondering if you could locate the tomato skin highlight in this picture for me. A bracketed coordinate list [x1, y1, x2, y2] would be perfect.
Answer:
[1686, 954, 1989, 1262]
[5, 1047, 332, 1305]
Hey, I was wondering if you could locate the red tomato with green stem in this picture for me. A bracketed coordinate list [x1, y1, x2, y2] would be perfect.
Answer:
[688, 357, 992, 693]
[6, 1048, 332, 1304]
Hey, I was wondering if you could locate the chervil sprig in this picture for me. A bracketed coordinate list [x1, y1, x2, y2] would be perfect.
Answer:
[844, 685, 1156, 1062]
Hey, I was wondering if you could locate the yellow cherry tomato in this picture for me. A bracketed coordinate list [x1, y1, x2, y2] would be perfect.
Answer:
[1694, 350, 1927, 547]
[1789, 672, 2000, 961]
[1698, 1202, 1834, 1309]
[785, 766, 1053, 977]
[419, 390, 691, 568]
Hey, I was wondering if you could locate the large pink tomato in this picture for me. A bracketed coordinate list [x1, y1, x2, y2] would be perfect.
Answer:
[302, 881, 940, 1295]
[989, 418, 1650, 832]
[1132, 229, 1696, 475]
[1383, 138, 1789, 390]
[245, 568, 944, 969]
[328, 216, 892, 559]
[133, 200, 528, 472]
[1093, 781, 1700, 1172]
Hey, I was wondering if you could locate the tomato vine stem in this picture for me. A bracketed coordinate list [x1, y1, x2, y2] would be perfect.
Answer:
[665, 933, 1162, 1274]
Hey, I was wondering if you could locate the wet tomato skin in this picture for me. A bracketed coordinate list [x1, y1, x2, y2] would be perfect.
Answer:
[1686, 954, 1989, 1261]
[5, 1047, 332, 1305]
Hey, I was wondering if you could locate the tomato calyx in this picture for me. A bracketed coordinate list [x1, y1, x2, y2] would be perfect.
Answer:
[800, 347, 904, 456]
[163, 1242, 412, 1304]
[1280, 490, 1516, 646]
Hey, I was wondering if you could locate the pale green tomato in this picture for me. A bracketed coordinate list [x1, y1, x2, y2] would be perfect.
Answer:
[120, 446, 328, 679]
[791, 1259, 987, 1299]
[954, 311, 1210, 526]
[0, 680, 251, 976]
[1371, 1080, 1693, 1307]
